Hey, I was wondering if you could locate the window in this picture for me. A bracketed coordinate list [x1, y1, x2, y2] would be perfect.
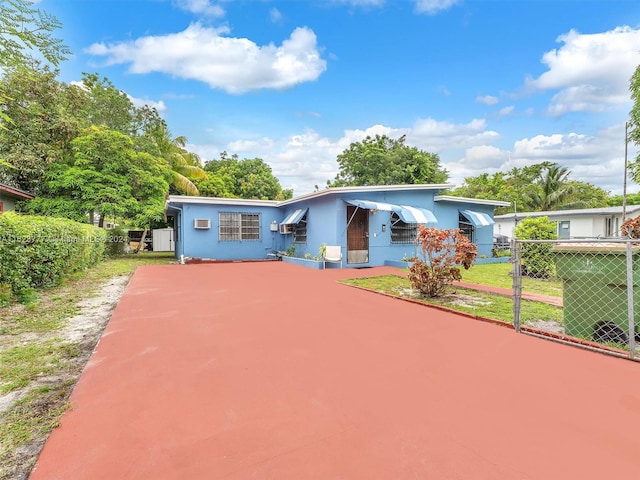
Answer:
[219, 212, 261, 241]
[390, 212, 417, 243]
[293, 213, 307, 243]
[558, 220, 570, 239]
[458, 213, 474, 242]
[605, 216, 619, 237]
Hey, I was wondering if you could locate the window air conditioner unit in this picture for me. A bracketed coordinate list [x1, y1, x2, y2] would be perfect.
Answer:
[194, 218, 211, 229]
[279, 224, 293, 234]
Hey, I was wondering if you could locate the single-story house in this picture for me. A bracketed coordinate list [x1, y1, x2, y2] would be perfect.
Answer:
[494, 205, 640, 240]
[0, 183, 34, 213]
[166, 184, 510, 268]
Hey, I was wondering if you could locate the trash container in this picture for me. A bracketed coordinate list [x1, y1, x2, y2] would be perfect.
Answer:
[553, 243, 640, 343]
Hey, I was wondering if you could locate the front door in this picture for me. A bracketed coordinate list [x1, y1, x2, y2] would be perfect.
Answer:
[347, 206, 369, 264]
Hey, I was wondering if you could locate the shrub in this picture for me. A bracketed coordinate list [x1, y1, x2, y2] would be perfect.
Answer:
[621, 216, 640, 238]
[408, 226, 478, 297]
[104, 226, 129, 258]
[513, 216, 557, 279]
[0, 212, 106, 297]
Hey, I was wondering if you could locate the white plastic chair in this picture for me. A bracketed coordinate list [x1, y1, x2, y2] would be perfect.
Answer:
[324, 245, 343, 269]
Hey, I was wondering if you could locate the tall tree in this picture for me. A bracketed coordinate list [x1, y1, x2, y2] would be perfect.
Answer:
[24, 127, 170, 227]
[204, 153, 293, 200]
[525, 165, 577, 211]
[628, 64, 640, 182]
[0, 65, 88, 193]
[329, 134, 448, 187]
[0, 0, 70, 68]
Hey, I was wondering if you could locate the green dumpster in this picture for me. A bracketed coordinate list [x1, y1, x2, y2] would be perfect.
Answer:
[552, 243, 640, 343]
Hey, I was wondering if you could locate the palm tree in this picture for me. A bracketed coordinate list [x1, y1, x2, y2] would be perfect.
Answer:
[526, 165, 579, 211]
[152, 124, 206, 195]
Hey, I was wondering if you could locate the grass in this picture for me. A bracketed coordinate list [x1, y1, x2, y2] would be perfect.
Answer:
[0, 252, 175, 480]
[341, 266, 562, 326]
[463, 262, 563, 297]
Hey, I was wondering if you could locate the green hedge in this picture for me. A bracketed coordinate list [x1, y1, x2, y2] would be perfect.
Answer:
[0, 212, 106, 294]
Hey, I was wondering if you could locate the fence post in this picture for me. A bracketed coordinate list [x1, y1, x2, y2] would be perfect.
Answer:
[512, 239, 522, 333]
[626, 241, 636, 358]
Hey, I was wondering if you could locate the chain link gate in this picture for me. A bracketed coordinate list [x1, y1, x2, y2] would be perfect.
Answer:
[512, 238, 640, 361]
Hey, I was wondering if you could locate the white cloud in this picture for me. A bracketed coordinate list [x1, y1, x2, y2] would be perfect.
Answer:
[496, 105, 514, 118]
[413, 0, 461, 15]
[476, 95, 499, 105]
[330, 0, 386, 7]
[173, 0, 225, 17]
[526, 26, 640, 116]
[128, 95, 167, 112]
[270, 8, 283, 24]
[408, 117, 500, 151]
[85, 24, 327, 94]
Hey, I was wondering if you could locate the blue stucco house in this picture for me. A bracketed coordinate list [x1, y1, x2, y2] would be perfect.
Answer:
[165, 184, 510, 267]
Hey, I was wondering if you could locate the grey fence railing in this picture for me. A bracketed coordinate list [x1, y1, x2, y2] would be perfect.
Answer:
[512, 238, 640, 361]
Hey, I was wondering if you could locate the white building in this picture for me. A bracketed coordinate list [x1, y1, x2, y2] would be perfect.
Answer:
[494, 205, 640, 240]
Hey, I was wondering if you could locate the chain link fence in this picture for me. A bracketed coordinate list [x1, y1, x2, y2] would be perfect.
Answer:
[512, 238, 640, 360]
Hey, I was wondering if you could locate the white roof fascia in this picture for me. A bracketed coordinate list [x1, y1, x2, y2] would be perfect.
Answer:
[167, 195, 279, 207]
[434, 195, 511, 207]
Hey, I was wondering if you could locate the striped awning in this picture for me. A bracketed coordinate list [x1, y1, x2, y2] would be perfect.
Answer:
[344, 199, 397, 211]
[281, 208, 308, 225]
[460, 209, 494, 227]
[397, 205, 438, 224]
[345, 199, 437, 224]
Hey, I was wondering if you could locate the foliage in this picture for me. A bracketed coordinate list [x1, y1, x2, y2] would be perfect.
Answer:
[621, 216, 640, 238]
[23, 126, 170, 228]
[329, 134, 448, 187]
[0, 65, 88, 193]
[408, 225, 477, 297]
[629, 64, 640, 183]
[513, 216, 557, 279]
[0, 212, 106, 297]
[608, 192, 640, 206]
[0, 0, 70, 68]
[104, 226, 129, 257]
[450, 162, 609, 214]
[204, 152, 292, 200]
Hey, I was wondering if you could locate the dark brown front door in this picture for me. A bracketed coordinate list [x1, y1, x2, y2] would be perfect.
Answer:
[346, 206, 369, 264]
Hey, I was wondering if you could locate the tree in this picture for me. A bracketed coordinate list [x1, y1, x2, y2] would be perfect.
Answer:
[0, 0, 70, 68]
[513, 216, 557, 279]
[204, 153, 292, 200]
[329, 134, 448, 187]
[628, 64, 640, 182]
[408, 226, 477, 297]
[23, 127, 170, 227]
[0, 64, 88, 194]
[525, 165, 577, 211]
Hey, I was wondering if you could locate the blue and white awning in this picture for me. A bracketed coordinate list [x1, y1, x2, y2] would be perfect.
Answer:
[281, 208, 307, 225]
[344, 199, 397, 211]
[460, 209, 494, 227]
[345, 199, 437, 224]
[397, 205, 438, 225]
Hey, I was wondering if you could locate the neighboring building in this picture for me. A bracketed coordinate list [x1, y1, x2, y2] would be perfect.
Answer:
[494, 205, 640, 240]
[0, 183, 34, 213]
[166, 184, 509, 268]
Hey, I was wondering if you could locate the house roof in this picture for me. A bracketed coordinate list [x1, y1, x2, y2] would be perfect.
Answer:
[167, 184, 508, 210]
[0, 183, 34, 200]
[434, 195, 511, 208]
[494, 204, 640, 220]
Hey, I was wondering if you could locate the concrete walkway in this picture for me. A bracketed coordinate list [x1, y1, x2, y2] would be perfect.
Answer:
[30, 263, 640, 479]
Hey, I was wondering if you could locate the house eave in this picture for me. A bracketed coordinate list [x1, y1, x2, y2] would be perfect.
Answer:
[434, 195, 511, 207]
[0, 183, 35, 200]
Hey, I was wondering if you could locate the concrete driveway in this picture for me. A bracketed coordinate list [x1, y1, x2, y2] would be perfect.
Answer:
[30, 262, 640, 479]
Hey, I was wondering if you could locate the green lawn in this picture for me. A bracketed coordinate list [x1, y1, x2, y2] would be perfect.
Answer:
[341, 262, 563, 326]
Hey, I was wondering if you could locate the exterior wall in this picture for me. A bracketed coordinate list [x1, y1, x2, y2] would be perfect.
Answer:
[177, 203, 282, 260]
[169, 190, 502, 266]
[0, 194, 17, 213]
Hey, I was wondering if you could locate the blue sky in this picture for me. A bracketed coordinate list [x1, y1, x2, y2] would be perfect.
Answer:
[43, 0, 640, 196]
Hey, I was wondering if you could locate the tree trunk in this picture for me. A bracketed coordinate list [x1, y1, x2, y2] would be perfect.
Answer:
[134, 229, 148, 254]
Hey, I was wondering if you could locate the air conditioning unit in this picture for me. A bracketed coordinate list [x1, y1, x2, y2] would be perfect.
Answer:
[194, 218, 211, 229]
[279, 224, 293, 234]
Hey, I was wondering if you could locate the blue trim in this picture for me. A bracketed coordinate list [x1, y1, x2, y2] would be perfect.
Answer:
[397, 206, 438, 224]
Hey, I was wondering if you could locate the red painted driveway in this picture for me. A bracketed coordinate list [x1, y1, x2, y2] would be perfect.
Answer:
[30, 262, 640, 479]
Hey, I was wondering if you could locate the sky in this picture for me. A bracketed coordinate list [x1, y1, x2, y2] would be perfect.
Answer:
[42, 0, 640, 197]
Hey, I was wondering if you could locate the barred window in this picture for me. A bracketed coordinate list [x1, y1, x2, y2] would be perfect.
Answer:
[390, 212, 417, 244]
[458, 213, 475, 242]
[219, 212, 261, 241]
[293, 213, 307, 243]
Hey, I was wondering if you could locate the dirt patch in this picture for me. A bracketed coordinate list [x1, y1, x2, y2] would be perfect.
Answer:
[0, 274, 130, 480]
